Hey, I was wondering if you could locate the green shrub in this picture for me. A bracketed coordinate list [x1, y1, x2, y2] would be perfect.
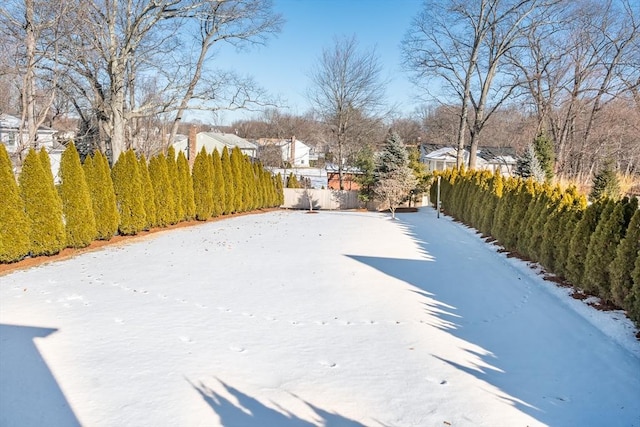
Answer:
[629, 255, 640, 324]
[148, 153, 176, 227]
[211, 149, 225, 216]
[138, 155, 157, 229]
[84, 151, 119, 240]
[221, 147, 235, 214]
[192, 148, 214, 220]
[58, 142, 97, 248]
[166, 147, 184, 223]
[19, 148, 66, 255]
[0, 144, 30, 262]
[177, 151, 195, 220]
[610, 206, 640, 309]
[111, 150, 146, 235]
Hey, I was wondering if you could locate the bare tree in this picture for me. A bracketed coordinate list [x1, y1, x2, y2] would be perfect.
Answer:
[403, 0, 551, 169]
[49, 0, 283, 163]
[308, 35, 386, 189]
[0, 0, 68, 159]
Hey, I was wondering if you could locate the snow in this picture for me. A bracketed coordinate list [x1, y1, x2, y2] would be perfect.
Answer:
[1, 208, 639, 427]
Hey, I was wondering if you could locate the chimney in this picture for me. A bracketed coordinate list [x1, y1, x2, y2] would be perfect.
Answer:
[188, 125, 197, 167]
[290, 135, 296, 165]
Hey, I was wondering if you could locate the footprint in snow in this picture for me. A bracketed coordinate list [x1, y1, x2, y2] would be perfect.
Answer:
[179, 336, 194, 344]
[114, 317, 124, 324]
[229, 345, 246, 353]
[319, 360, 337, 368]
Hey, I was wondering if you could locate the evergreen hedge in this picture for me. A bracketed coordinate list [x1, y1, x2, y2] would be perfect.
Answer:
[0, 144, 30, 262]
[84, 152, 119, 240]
[111, 150, 146, 235]
[58, 142, 97, 248]
[430, 168, 640, 326]
[138, 155, 157, 230]
[19, 148, 66, 256]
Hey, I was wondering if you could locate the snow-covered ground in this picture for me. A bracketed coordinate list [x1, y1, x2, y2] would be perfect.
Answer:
[1, 208, 639, 427]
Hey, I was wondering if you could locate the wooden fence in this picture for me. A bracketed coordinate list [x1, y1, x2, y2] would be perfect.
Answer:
[282, 189, 366, 210]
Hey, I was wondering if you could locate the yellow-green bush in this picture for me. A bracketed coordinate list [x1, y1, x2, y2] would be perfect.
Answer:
[0, 144, 30, 262]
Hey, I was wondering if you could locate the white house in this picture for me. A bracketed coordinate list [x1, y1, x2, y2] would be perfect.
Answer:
[1, 113, 61, 175]
[256, 137, 311, 167]
[420, 143, 517, 176]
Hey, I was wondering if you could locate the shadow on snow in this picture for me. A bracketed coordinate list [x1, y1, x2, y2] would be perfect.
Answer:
[190, 378, 365, 427]
[347, 208, 640, 427]
[0, 323, 80, 427]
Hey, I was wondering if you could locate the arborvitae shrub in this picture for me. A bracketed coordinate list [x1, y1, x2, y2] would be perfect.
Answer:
[58, 142, 97, 248]
[138, 155, 157, 229]
[230, 147, 245, 212]
[276, 173, 284, 205]
[582, 199, 618, 297]
[221, 147, 235, 214]
[0, 144, 30, 262]
[111, 150, 146, 235]
[19, 148, 66, 256]
[629, 255, 640, 324]
[286, 172, 300, 188]
[211, 149, 225, 216]
[610, 207, 640, 309]
[192, 148, 214, 220]
[166, 147, 184, 223]
[148, 153, 176, 227]
[177, 151, 195, 220]
[253, 163, 265, 209]
[566, 200, 605, 286]
[533, 132, 554, 182]
[84, 151, 119, 240]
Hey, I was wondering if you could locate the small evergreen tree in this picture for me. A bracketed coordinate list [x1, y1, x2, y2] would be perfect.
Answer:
[166, 147, 184, 223]
[582, 199, 620, 298]
[373, 131, 417, 219]
[590, 160, 620, 201]
[19, 148, 66, 255]
[515, 144, 545, 182]
[85, 151, 119, 240]
[0, 144, 30, 262]
[192, 148, 214, 220]
[230, 147, 246, 211]
[58, 142, 97, 248]
[566, 200, 605, 285]
[177, 151, 196, 220]
[211, 149, 225, 216]
[609, 207, 640, 309]
[221, 147, 235, 213]
[111, 150, 146, 235]
[629, 255, 640, 324]
[148, 153, 176, 227]
[533, 132, 554, 182]
[286, 172, 300, 188]
[138, 155, 157, 229]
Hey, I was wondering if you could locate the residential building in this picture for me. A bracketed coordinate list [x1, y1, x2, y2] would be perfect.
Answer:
[420, 143, 517, 175]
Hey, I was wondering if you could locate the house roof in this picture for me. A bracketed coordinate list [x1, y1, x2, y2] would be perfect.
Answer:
[0, 113, 57, 134]
[421, 143, 516, 164]
[203, 132, 256, 150]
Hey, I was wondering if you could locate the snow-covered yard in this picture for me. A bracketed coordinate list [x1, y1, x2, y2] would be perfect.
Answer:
[1, 208, 639, 427]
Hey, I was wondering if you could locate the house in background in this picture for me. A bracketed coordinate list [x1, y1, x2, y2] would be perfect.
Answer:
[325, 163, 363, 191]
[172, 128, 257, 164]
[256, 137, 311, 167]
[0, 113, 61, 176]
[420, 143, 517, 175]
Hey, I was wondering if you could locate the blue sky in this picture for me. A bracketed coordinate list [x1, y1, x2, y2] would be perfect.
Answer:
[209, 0, 425, 125]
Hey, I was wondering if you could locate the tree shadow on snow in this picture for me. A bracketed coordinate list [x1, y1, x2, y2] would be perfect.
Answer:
[190, 378, 365, 427]
[0, 324, 80, 427]
[347, 209, 640, 427]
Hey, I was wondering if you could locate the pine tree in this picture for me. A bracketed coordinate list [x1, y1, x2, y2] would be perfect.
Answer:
[610, 207, 640, 309]
[0, 144, 30, 262]
[211, 149, 225, 216]
[590, 160, 620, 201]
[192, 148, 214, 220]
[138, 155, 157, 229]
[286, 172, 299, 188]
[221, 147, 235, 213]
[19, 148, 66, 256]
[84, 151, 119, 240]
[533, 132, 554, 182]
[58, 142, 97, 248]
[148, 153, 176, 227]
[515, 144, 545, 181]
[111, 150, 146, 235]
[177, 151, 196, 220]
[275, 173, 284, 206]
[166, 147, 184, 223]
[373, 131, 417, 219]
